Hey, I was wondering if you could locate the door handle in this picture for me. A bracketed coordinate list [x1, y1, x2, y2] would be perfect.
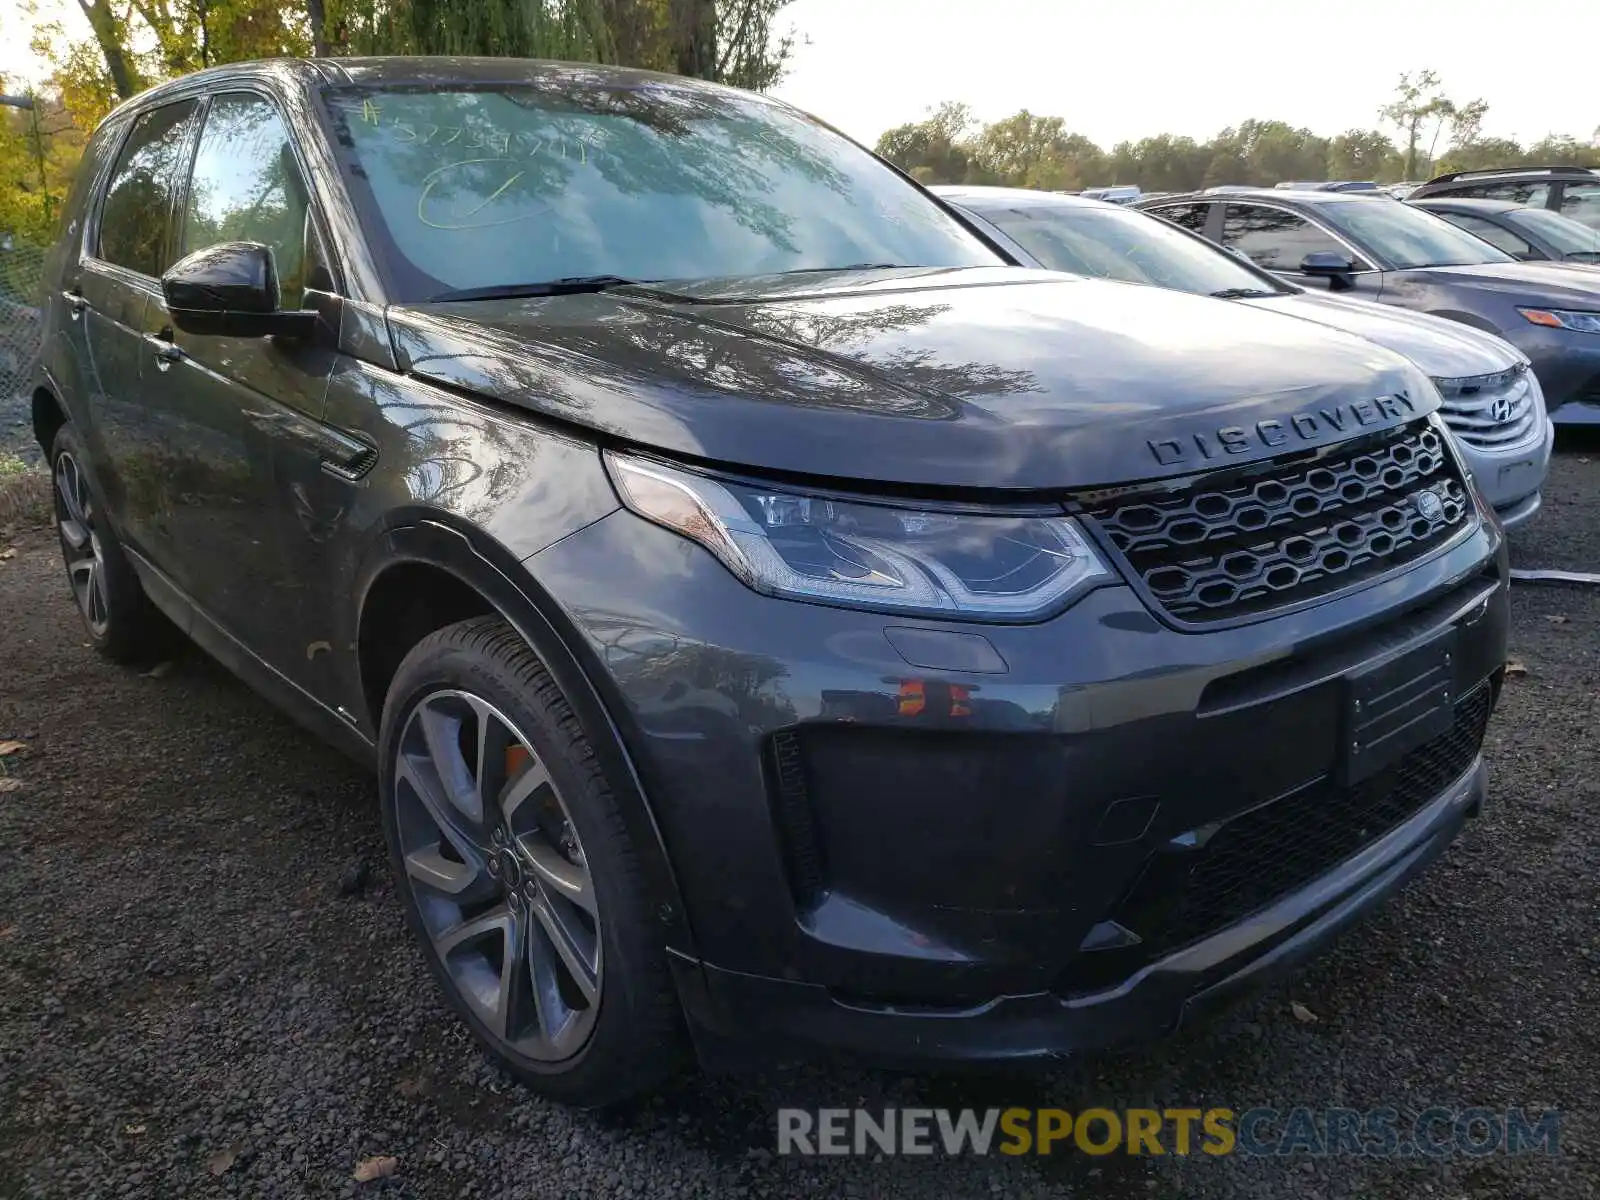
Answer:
[143, 332, 183, 370]
[61, 289, 86, 319]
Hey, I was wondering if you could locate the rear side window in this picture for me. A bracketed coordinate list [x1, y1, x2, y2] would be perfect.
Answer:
[98, 100, 199, 276]
[1559, 184, 1600, 231]
[1444, 180, 1551, 207]
[1152, 203, 1209, 234]
[1221, 204, 1352, 271]
[1441, 213, 1534, 258]
[180, 94, 312, 307]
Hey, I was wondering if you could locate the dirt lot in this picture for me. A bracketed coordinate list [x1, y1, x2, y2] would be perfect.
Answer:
[1, 444, 1597, 1199]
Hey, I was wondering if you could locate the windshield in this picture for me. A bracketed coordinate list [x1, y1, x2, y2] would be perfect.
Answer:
[977, 203, 1285, 296]
[1508, 207, 1600, 260]
[322, 79, 999, 300]
[1320, 200, 1515, 269]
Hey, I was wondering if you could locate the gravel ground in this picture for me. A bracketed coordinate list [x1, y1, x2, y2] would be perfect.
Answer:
[1, 440, 1597, 1200]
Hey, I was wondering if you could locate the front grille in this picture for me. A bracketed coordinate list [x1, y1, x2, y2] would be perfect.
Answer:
[1067, 683, 1494, 994]
[1085, 421, 1471, 625]
[1434, 365, 1539, 449]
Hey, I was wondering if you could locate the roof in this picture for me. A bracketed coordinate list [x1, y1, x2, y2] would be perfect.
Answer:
[931, 185, 1116, 210]
[1143, 188, 1383, 207]
[100, 55, 740, 126]
[1409, 197, 1526, 215]
[1421, 164, 1600, 186]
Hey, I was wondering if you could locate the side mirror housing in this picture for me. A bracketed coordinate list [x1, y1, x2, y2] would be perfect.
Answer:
[161, 242, 314, 338]
[1299, 250, 1357, 277]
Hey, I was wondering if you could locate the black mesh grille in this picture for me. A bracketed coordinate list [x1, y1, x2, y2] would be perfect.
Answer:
[1084, 421, 1471, 624]
[1133, 684, 1493, 961]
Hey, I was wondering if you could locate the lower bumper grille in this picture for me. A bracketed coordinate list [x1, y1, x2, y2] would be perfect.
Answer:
[1070, 683, 1494, 990]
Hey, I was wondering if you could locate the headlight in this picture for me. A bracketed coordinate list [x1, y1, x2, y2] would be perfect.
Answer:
[1519, 308, 1600, 334]
[605, 452, 1111, 621]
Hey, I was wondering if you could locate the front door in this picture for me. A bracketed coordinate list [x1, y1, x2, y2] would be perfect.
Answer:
[75, 99, 200, 564]
[1220, 202, 1383, 299]
[135, 90, 343, 693]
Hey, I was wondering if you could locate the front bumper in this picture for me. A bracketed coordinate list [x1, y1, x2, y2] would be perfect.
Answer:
[1515, 325, 1600, 423]
[529, 498, 1508, 1066]
[1450, 412, 1553, 528]
[679, 759, 1486, 1065]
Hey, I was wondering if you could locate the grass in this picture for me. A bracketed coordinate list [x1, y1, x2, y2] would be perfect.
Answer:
[0, 453, 50, 531]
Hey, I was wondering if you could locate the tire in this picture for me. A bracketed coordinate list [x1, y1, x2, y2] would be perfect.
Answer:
[49, 422, 167, 663]
[378, 615, 686, 1107]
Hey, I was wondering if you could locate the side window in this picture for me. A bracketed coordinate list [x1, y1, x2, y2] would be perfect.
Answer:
[1446, 180, 1551, 206]
[1152, 203, 1209, 234]
[1559, 184, 1600, 231]
[181, 94, 313, 309]
[98, 100, 199, 276]
[1442, 213, 1534, 258]
[1222, 204, 1352, 271]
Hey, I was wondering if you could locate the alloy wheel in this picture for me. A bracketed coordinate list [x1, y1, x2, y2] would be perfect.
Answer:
[394, 689, 602, 1061]
[54, 451, 109, 638]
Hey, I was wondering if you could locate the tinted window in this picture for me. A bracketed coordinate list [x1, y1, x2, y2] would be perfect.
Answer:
[1152, 203, 1209, 233]
[1321, 200, 1514, 269]
[1439, 181, 1550, 206]
[98, 100, 198, 276]
[1559, 184, 1600, 231]
[182, 94, 312, 308]
[1221, 204, 1355, 272]
[1509, 206, 1600, 260]
[1439, 212, 1534, 258]
[322, 82, 998, 300]
[980, 204, 1282, 296]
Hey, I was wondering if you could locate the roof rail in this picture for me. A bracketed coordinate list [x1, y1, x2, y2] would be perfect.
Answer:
[1423, 164, 1600, 185]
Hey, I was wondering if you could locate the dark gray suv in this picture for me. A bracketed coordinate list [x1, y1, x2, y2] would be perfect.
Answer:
[33, 57, 1508, 1105]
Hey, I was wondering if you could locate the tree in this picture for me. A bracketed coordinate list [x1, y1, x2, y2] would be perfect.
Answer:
[1380, 69, 1455, 179]
[1327, 129, 1395, 180]
[967, 110, 1103, 192]
[874, 102, 978, 184]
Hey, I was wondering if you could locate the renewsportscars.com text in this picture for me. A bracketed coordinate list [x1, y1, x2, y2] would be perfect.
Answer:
[776, 1107, 1561, 1158]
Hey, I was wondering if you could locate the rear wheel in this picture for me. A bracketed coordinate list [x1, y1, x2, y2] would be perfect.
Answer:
[50, 423, 165, 662]
[378, 616, 685, 1106]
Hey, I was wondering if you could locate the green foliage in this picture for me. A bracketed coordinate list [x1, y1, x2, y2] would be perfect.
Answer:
[877, 71, 1599, 194]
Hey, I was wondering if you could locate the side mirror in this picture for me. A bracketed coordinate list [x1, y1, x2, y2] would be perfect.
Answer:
[1299, 250, 1357, 277]
[161, 242, 315, 338]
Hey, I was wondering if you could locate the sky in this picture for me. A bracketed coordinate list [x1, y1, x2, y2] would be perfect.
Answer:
[4, 0, 1596, 151]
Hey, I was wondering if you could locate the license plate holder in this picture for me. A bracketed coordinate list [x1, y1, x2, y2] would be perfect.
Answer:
[1341, 628, 1458, 785]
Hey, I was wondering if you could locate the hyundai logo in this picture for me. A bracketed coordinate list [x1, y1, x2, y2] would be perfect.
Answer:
[1489, 395, 1514, 424]
[1415, 489, 1446, 523]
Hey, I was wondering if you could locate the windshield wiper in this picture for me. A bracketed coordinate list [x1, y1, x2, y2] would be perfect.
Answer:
[428, 275, 644, 302]
[1565, 251, 1600, 263]
[1208, 287, 1282, 299]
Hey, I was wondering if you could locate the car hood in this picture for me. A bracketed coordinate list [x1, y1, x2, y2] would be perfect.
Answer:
[386, 266, 1431, 492]
[1240, 290, 1523, 378]
[1402, 259, 1600, 303]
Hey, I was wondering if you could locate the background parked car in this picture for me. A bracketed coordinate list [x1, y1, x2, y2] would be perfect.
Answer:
[1411, 197, 1600, 265]
[1407, 166, 1600, 231]
[937, 185, 1553, 526]
[1136, 188, 1600, 425]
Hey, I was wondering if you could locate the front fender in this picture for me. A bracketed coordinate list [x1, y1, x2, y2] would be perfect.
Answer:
[350, 517, 699, 959]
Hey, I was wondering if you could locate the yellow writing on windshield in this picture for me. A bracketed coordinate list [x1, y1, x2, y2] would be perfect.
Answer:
[416, 159, 537, 230]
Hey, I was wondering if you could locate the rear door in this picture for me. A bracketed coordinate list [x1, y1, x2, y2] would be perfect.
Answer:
[75, 98, 200, 561]
[136, 89, 345, 689]
[1220, 202, 1382, 297]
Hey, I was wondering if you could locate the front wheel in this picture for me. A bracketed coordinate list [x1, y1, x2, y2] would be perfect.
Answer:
[378, 616, 686, 1106]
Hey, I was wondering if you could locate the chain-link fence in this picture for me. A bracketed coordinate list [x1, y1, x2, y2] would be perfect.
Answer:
[1, 236, 46, 398]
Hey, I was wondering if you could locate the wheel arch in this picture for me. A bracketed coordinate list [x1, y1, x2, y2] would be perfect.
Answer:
[1424, 308, 1508, 337]
[352, 515, 699, 958]
[32, 384, 67, 457]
